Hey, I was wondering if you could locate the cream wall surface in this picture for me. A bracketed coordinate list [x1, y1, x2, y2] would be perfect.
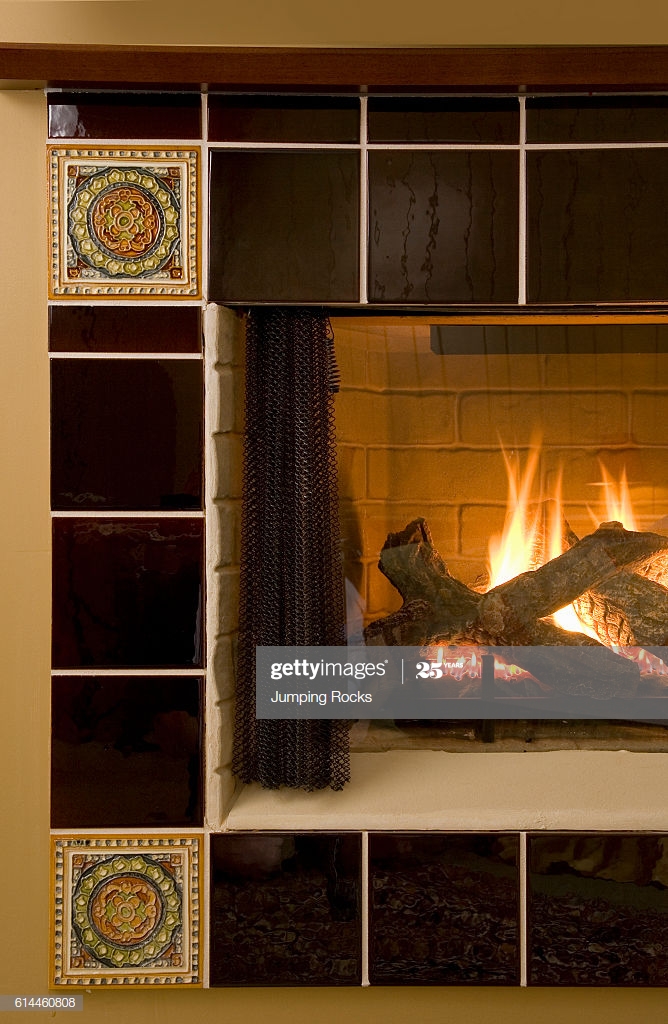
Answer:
[0, 0, 667, 46]
[3, 3, 668, 1018]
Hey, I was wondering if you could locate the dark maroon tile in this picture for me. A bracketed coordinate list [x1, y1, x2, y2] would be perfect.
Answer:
[210, 833, 362, 986]
[49, 306, 202, 353]
[368, 97, 519, 142]
[51, 359, 202, 510]
[369, 833, 520, 985]
[529, 834, 668, 986]
[48, 92, 201, 138]
[527, 96, 668, 142]
[208, 95, 359, 142]
[208, 150, 359, 302]
[369, 150, 519, 303]
[527, 149, 668, 302]
[52, 518, 203, 668]
[51, 675, 202, 827]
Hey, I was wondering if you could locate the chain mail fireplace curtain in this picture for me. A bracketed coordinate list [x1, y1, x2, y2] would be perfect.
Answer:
[233, 309, 350, 790]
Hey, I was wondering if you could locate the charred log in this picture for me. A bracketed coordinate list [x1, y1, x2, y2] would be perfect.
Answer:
[361, 518, 668, 697]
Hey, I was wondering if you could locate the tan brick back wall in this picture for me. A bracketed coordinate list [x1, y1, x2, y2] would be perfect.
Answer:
[332, 321, 668, 627]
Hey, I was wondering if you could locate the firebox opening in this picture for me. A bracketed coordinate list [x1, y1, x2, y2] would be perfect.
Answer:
[332, 317, 668, 754]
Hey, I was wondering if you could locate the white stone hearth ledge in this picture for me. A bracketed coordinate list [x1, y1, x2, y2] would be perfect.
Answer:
[224, 750, 668, 832]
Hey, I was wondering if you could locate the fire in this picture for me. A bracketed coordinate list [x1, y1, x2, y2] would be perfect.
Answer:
[488, 443, 543, 588]
[486, 445, 638, 639]
[596, 462, 638, 532]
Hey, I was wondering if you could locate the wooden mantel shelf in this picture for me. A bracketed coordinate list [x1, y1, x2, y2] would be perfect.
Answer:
[3, 43, 668, 88]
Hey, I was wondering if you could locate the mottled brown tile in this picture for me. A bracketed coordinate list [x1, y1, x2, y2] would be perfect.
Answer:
[369, 833, 520, 985]
[210, 833, 362, 986]
[52, 518, 203, 668]
[527, 149, 668, 302]
[369, 150, 519, 303]
[368, 97, 519, 142]
[48, 92, 201, 138]
[527, 96, 668, 142]
[51, 359, 202, 510]
[208, 95, 359, 141]
[208, 150, 359, 302]
[529, 834, 668, 986]
[51, 675, 202, 827]
[49, 306, 202, 353]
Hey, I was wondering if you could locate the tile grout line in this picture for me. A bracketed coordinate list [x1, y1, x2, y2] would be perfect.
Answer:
[518, 96, 527, 306]
[51, 510, 205, 518]
[361, 830, 370, 986]
[520, 831, 528, 986]
[202, 826, 211, 988]
[201, 91, 210, 308]
[51, 668, 205, 676]
[359, 96, 369, 305]
[49, 351, 203, 359]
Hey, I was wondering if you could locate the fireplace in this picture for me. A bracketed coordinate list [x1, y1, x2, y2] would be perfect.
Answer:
[330, 316, 668, 753]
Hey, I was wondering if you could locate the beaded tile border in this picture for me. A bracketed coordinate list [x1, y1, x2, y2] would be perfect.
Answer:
[52, 835, 202, 986]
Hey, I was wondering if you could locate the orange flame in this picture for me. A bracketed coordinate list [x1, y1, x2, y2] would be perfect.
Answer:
[488, 443, 543, 589]
[598, 462, 638, 532]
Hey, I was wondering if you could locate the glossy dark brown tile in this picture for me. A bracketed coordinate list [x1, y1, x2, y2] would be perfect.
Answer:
[369, 150, 519, 303]
[208, 95, 359, 142]
[49, 306, 202, 353]
[51, 359, 203, 510]
[527, 96, 668, 142]
[529, 834, 668, 986]
[369, 833, 520, 985]
[52, 518, 204, 668]
[48, 92, 201, 138]
[210, 833, 362, 986]
[51, 675, 202, 827]
[208, 150, 359, 302]
[368, 97, 519, 142]
[527, 149, 668, 302]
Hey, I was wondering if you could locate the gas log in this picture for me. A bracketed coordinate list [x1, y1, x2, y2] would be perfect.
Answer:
[364, 518, 668, 698]
[562, 524, 668, 648]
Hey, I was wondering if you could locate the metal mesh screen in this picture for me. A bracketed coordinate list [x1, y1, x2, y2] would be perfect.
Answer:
[233, 308, 350, 790]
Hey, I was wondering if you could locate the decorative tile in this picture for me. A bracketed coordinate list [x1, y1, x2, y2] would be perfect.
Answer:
[369, 833, 520, 985]
[51, 677, 203, 828]
[210, 833, 362, 986]
[48, 147, 200, 298]
[528, 833, 668, 986]
[52, 835, 202, 986]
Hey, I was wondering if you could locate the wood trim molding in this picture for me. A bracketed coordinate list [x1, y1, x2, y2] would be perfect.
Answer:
[3, 44, 668, 89]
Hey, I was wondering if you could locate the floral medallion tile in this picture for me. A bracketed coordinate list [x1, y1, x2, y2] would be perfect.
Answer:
[48, 147, 200, 298]
[52, 835, 202, 986]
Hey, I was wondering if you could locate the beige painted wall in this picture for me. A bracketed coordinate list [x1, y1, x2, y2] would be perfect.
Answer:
[0, 0, 667, 47]
[5, 3, 668, 1017]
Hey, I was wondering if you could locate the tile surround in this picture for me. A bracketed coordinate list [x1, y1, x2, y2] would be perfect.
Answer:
[46, 89, 668, 991]
[48, 147, 200, 298]
[52, 835, 202, 986]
